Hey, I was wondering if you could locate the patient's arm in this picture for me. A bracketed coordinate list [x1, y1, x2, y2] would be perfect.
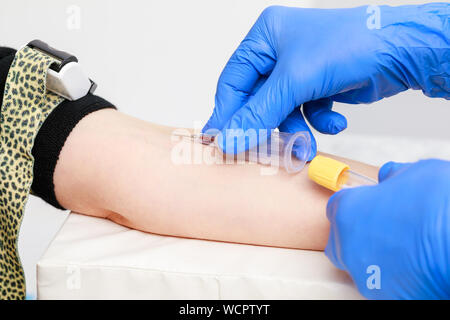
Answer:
[53, 109, 378, 250]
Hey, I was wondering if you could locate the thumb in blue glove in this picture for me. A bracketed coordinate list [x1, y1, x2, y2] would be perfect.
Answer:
[325, 159, 450, 299]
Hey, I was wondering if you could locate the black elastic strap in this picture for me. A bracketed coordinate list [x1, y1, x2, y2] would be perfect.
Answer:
[31, 94, 116, 209]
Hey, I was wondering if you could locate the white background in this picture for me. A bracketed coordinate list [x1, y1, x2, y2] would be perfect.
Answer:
[0, 0, 448, 298]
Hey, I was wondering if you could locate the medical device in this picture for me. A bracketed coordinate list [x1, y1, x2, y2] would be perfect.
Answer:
[308, 155, 377, 191]
[26, 40, 96, 101]
[175, 130, 311, 173]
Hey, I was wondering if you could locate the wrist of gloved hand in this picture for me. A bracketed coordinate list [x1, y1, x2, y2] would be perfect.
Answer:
[377, 3, 449, 99]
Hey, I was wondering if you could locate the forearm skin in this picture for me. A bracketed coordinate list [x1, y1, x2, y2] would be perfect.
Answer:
[53, 109, 378, 250]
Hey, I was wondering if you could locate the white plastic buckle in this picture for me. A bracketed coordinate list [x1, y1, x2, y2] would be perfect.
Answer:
[46, 62, 95, 101]
[26, 40, 96, 101]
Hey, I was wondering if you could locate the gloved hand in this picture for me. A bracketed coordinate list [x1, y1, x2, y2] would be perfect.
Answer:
[326, 159, 450, 299]
[203, 4, 450, 158]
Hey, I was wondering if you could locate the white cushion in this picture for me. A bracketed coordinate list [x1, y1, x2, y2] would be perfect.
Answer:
[37, 213, 362, 299]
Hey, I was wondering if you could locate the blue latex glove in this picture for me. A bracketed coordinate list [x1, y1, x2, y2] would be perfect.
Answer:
[326, 159, 450, 299]
[203, 4, 450, 158]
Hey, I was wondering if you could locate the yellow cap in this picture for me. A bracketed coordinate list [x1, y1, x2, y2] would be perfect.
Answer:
[308, 155, 349, 192]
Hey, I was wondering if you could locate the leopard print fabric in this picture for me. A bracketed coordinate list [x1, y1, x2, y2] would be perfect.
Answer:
[0, 46, 64, 299]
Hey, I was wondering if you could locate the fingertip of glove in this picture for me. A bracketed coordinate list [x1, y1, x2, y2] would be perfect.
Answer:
[378, 161, 407, 182]
[378, 161, 394, 182]
[309, 111, 347, 135]
[328, 116, 347, 135]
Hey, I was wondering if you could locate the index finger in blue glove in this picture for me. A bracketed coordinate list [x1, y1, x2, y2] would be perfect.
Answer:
[217, 72, 295, 153]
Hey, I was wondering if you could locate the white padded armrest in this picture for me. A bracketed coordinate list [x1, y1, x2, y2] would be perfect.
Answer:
[37, 214, 362, 299]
